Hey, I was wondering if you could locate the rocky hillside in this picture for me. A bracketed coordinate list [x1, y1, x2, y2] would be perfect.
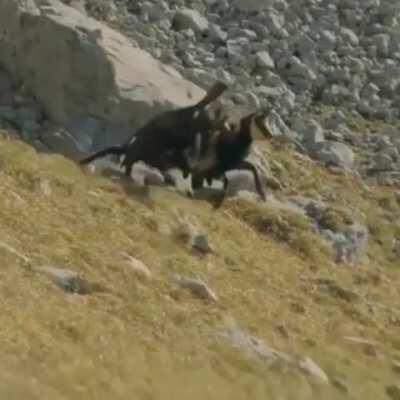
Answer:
[0, 0, 400, 399]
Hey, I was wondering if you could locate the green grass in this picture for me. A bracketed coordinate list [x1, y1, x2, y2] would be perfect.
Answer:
[0, 131, 399, 399]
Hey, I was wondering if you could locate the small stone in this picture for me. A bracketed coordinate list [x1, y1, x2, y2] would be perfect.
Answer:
[255, 51, 275, 69]
[172, 8, 209, 34]
[34, 266, 103, 295]
[191, 234, 213, 255]
[209, 23, 227, 44]
[297, 357, 329, 385]
[122, 253, 152, 279]
[176, 217, 213, 255]
[316, 141, 355, 170]
[221, 322, 293, 369]
[171, 274, 218, 302]
[344, 336, 379, 357]
[38, 178, 52, 196]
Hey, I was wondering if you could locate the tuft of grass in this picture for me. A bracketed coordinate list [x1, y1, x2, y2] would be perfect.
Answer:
[318, 206, 354, 232]
[227, 198, 332, 261]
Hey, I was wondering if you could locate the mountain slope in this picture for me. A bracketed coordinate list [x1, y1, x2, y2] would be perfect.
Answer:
[0, 131, 399, 399]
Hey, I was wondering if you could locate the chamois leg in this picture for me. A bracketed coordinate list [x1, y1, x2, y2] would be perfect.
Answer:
[124, 160, 134, 179]
[213, 174, 229, 209]
[237, 160, 266, 201]
[192, 174, 205, 190]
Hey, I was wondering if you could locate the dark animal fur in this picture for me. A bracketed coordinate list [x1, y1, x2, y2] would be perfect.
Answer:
[190, 112, 271, 207]
[79, 81, 228, 180]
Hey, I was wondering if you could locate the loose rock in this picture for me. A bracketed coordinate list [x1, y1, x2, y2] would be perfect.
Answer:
[34, 266, 103, 295]
[171, 274, 218, 302]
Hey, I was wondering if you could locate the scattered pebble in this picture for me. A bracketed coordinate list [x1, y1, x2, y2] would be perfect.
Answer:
[121, 253, 152, 278]
[34, 266, 104, 295]
[171, 273, 218, 302]
[297, 357, 329, 385]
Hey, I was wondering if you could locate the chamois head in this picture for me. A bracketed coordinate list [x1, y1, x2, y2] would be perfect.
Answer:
[222, 112, 273, 141]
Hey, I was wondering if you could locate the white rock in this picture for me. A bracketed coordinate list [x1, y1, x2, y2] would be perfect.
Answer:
[298, 357, 329, 385]
[316, 141, 355, 170]
[0, 0, 204, 141]
[173, 8, 209, 34]
[265, 109, 297, 141]
[255, 51, 275, 69]
[340, 27, 359, 46]
[122, 253, 152, 278]
[172, 274, 218, 302]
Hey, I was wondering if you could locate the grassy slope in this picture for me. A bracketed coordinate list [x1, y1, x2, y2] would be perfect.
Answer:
[0, 130, 399, 399]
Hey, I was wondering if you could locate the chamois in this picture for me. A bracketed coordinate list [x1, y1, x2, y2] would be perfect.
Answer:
[79, 81, 228, 184]
[189, 111, 273, 207]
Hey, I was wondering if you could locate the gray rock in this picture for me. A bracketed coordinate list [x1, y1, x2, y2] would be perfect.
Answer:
[66, 116, 103, 153]
[333, 222, 369, 265]
[373, 153, 394, 172]
[255, 51, 275, 69]
[382, 146, 399, 161]
[0, 0, 204, 152]
[171, 274, 218, 302]
[225, 170, 263, 198]
[373, 33, 391, 57]
[221, 323, 293, 368]
[265, 110, 297, 141]
[316, 141, 355, 170]
[129, 161, 166, 186]
[177, 217, 213, 255]
[40, 127, 88, 160]
[121, 253, 152, 278]
[340, 27, 359, 46]
[209, 24, 227, 44]
[34, 266, 103, 294]
[299, 119, 325, 155]
[324, 110, 348, 131]
[297, 357, 329, 385]
[221, 320, 328, 385]
[172, 8, 209, 34]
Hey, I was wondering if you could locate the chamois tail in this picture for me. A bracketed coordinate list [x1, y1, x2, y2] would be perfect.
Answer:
[79, 145, 127, 165]
[194, 81, 227, 110]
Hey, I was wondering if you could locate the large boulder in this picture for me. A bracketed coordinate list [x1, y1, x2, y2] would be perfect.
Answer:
[0, 0, 204, 154]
